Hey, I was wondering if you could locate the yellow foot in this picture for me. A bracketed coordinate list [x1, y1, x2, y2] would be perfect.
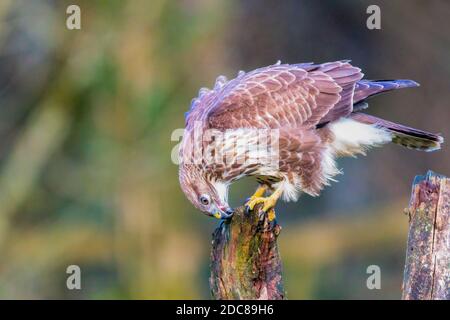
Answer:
[244, 185, 267, 208]
[245, 194, 278, 213]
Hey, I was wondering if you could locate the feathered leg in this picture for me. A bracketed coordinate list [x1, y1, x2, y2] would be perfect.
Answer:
[247, 184, 268, 200]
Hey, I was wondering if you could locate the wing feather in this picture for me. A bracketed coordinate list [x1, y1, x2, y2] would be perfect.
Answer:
[186, 61, 364, 130]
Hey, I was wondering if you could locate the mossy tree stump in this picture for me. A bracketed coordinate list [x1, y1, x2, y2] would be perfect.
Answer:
[402, 171, 450, 300]
[210, 206, 285, 300]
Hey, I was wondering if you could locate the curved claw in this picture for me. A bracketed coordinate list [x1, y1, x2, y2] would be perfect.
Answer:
[245, 196, 266, 212]
[244, 196, 261, 214]
[244, 184, 282, 216]
[245, 196, 278, 213]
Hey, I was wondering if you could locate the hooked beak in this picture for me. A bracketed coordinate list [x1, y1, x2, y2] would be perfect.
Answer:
[210, 205, 234, 220]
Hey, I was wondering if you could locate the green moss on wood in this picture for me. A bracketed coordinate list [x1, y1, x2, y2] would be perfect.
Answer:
[210, 205, 285, 300]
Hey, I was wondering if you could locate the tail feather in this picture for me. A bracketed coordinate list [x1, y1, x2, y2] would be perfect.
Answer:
[350, 112, 444, 152]
[353, 79, 419, 104]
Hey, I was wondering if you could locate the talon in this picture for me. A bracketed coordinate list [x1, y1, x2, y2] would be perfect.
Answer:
[245, 195, 278, 213]
[244, 184, 282, 214]
[245, 196, 267, 211]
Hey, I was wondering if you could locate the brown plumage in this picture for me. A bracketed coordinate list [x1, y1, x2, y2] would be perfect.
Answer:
[179, 61, 444, 219]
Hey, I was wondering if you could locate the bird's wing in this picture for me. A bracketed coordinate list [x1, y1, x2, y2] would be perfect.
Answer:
[193, 61, 363, 130]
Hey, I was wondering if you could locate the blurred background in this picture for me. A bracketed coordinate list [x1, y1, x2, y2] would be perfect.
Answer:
[0, 0, 448, 299]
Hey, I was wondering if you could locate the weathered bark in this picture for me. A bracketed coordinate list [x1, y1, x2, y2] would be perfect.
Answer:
[210, 206, 285, 300]
[402, 171, 450, 300]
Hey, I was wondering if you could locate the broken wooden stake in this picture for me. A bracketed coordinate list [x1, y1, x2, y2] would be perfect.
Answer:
[209, 206, 285, 300]
[402, 171, 450, 300]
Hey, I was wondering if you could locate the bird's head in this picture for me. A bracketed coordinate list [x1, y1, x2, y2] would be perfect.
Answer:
[179, 165, 234, 219]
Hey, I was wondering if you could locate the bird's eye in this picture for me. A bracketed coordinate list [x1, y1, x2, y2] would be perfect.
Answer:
[199, 194, 210, 206]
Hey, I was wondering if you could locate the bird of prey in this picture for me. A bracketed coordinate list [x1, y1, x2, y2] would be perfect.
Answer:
[179, 60, 443, 220]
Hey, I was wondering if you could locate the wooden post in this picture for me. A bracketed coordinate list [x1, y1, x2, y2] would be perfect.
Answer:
[209, 206, 285, 300]
[402, 171, 450, 300]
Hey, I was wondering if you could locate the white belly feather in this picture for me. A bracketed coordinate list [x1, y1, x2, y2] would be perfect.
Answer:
[329, 118, 393, 156]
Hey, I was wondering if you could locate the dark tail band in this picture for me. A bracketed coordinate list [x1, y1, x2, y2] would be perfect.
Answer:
[350, 112, 444, 152]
